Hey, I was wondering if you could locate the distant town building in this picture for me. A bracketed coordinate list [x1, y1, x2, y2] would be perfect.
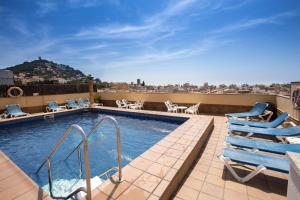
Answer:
[0, 70, 14, 85]
[111, 82, 129, 90]
[137, 79, 141, 85]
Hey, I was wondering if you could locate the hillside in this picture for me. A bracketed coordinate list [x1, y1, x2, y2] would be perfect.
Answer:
[5, 58, 87, 84]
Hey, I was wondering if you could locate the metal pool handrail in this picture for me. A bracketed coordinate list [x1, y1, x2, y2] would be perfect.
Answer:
[35, 124, 92, 200]
[64, 116, 123, 183]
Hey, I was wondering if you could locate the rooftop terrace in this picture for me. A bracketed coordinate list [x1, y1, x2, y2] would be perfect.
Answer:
[0, 90, 299, 200]
[174, 116, 288, 200]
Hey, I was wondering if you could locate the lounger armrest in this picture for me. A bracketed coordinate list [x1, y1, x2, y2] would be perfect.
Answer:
[260, 110, 273, 121]
[0, 113, 8, 119]
[282, 121, 297, 128]
[46, 106, 51, 112]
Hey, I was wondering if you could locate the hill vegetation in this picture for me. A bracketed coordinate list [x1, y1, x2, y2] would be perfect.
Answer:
[5, 58, 88, 84]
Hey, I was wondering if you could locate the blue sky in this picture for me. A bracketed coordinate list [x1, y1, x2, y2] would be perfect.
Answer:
[0, 0, 299, 85]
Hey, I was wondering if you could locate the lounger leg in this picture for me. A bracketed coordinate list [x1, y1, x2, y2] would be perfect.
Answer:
[228, 130, 243, 136]
[226, 143, 259, 153]
[276, 136, 287, 143]
[245, 132, 254, 137]
[266, 111, 273, 122]
[218, 155, 266, 183]
[228, 130, 252, 137]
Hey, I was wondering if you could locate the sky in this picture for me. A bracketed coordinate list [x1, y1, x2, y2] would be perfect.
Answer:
[0, 0, 299, 85]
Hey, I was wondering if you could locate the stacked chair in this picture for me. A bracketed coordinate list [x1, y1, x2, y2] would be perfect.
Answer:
[78, 98, 90, 108]
[46, 101, 66, 112]
[66, 100, 80, 109]
[218, 102, 300, 183]
[115, 99, 143, 110]
[116, 100, 128, 108]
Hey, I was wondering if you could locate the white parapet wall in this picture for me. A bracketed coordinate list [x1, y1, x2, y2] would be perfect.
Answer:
[277, 95, 300, 122]
[97, 91, 276, 106]
[287, 152, 300, 200]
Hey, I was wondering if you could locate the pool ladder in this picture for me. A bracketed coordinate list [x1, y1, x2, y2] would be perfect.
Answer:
[35, 116, 123, 200]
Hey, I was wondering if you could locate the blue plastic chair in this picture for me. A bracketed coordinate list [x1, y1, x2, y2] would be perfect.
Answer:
[66, 100, 80, 109]
[78, 98, 90, 108]
[6, 104, 28, 117]
[225, 136, 300, 154]
[84, 98, 90, 106]
[227, 112, 288, 128]
[218, 147, 289, 182]
[47, 101, 64, 112]
[225, 102, 269, 119]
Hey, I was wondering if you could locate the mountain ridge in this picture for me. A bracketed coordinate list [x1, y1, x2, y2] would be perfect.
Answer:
[5, 58, 87, 83]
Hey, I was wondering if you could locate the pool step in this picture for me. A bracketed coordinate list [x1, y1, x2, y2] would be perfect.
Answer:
[35, 116, 123, 200]
[44, 113, 54, 119]
[42, 176, 103, 200]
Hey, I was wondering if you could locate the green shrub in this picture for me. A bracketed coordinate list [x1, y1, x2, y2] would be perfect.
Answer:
[94, 95, 101, 103]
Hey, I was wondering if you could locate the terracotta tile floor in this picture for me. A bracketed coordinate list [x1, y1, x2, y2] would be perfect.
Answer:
[0, 112, 289, 200]
[173, 116, 288, 200]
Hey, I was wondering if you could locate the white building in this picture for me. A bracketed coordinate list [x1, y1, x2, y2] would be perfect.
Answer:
[0, 70, 14, 85]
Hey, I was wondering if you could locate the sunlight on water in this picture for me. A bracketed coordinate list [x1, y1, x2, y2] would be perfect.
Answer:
[42, 176, 103, 198]
[0, 111, 183, 196]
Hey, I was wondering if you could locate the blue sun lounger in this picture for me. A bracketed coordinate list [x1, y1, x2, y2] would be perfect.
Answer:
[66, 100, 80, 109]
[218, 148, 289, 182]
[227, 112, 288, 128]
[47, 101, 65, 112]
[225, 102, 269, 119]
[6, 104, 29, 118]
[228, 125, 300, 142]
[225, 136, 300, 154]
[84, 98, 90, 106]
[78, 98, 90, 108]
[228, 124, 300, 137]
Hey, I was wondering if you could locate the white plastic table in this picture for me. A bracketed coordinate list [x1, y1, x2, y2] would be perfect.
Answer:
[177, 106, 187, 113]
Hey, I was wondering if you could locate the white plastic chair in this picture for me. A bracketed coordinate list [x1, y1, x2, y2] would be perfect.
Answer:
[165, 101, 177, 112]
[134, 101, 144, 110]
[116, 100, 127, 108]
[185, 103, 200, 114]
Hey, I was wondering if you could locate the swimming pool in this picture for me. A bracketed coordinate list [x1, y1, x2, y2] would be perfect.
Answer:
[0, 109, 186, 197]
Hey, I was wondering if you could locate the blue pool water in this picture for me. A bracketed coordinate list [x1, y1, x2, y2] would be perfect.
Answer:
[0, 110, 184, 196]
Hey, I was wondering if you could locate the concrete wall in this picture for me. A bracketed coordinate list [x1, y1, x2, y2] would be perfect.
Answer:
[1, 91, 299, 121]
[0, 93, 89, 113]
[97, 92, 276, 115]
[97, 92, 276, 105]
[276, 95, 300, 122]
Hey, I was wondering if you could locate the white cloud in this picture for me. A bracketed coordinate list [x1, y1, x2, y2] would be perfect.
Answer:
[75, 0, 197, 40]
[1, 0, 298, 83]
[96, 37, 228, 69]
[6, 17, 31, 37]
[74, 0, 252, 41]
[36, 0, 57, 16]
[67, 0, 120, 8]
[221, 0, 251, 11]
[213, 11, 298, 34]
[0, 37, 59, 67]
[35, 0, 119, 15]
